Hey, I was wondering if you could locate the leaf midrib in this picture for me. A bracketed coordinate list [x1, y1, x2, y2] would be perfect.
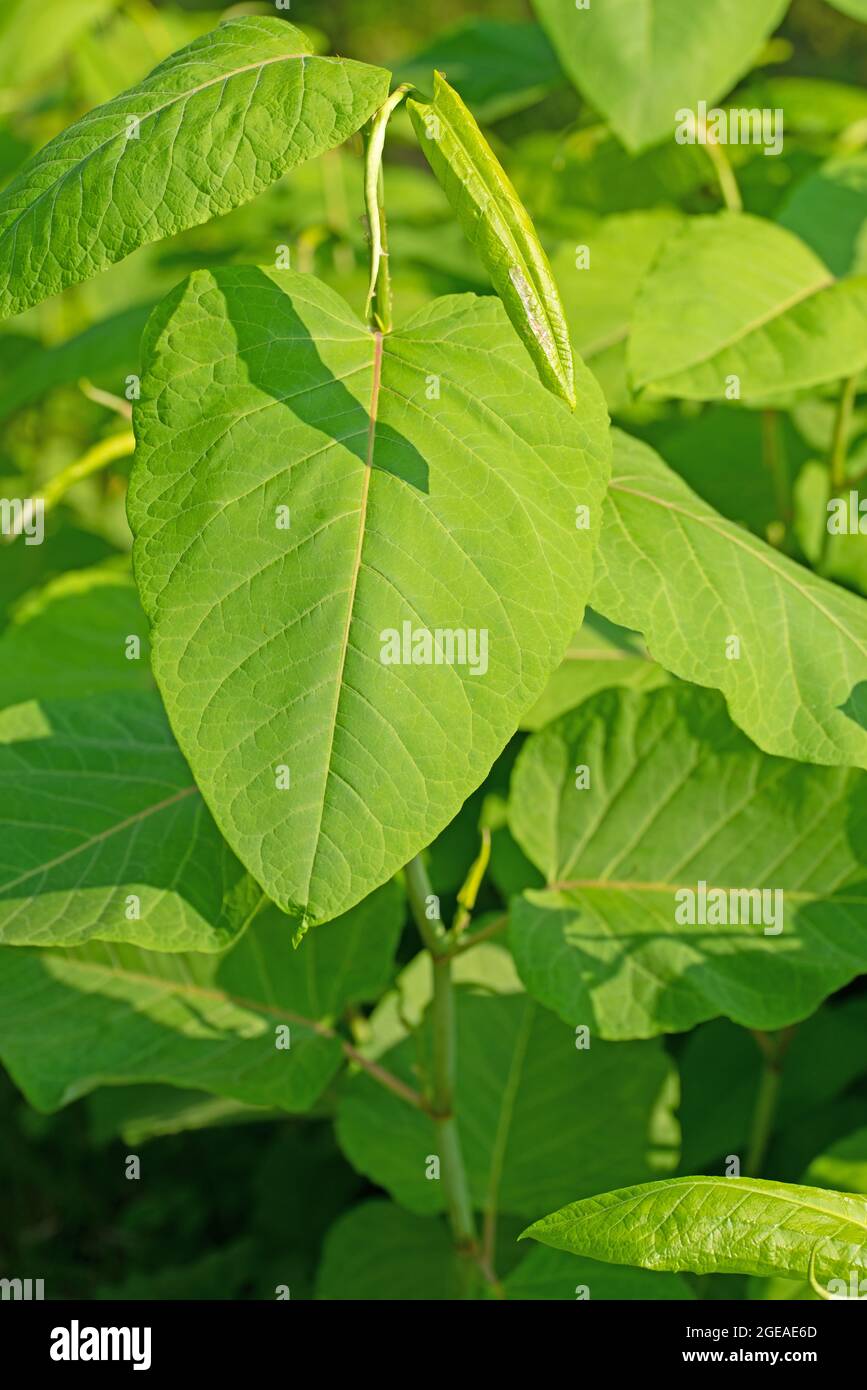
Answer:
[548, 1177, 867, 1239]
[41, 952, 335, 1038]
[301, 330, 382, 913]
[609, 476, 867, 661]
[0, 784, 198, 894]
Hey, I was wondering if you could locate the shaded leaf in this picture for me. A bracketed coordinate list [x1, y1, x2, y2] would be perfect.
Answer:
[336, 991, 679, 1219]
[316, 1200, 462, 1299]
[505, 1245, 695, 1301]
[510, 684, 867, 1039]
[0, 692, 261, 950]
[0, 880, 403, 1112]
[396, 20, 562, 122]
[0, 567, 152, 709]
[129, 268, 608, 930]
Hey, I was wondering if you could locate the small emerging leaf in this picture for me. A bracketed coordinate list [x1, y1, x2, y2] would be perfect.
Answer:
[522, 1176, 867, 1286]
[407, 72, 576, 407]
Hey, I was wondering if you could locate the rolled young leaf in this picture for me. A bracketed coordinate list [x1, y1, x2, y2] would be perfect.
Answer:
[0, 16, 391, 318]
[407, 71, 576, 407]
[522, 1176, 867, 1286]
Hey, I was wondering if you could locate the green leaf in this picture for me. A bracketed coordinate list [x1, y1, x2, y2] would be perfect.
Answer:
[522, 1176, 867, 1285]
[509, 684, 867, 1039]
[0, 567, 152, 709]
[549, 210, 681, 410]
[826, 0, 867, 19]
[397, 20, 562, 123]
[505, 1246, 695, 1301]
[532, 0, 788, 153]
[678, 998, 867, 1172]
[629, 213, 867, 402]
[0, 0, 119, 91]
[128, 268, 609, 930]
[591, 430, 867, 770]
[0, 691, 262, 950]
[519, 611, 669, 733]
[363, 939, 521, 1059]
[0, 17, 391, 318]
[87, 1084, 280, 1146]
[0, 879, 403, 1112]
[804, 1127, 867, 1195]
[407, 72, 576, 406]
[0, 303, 151, 422]
[778, 153, 867, 278]
[336, 992, 678, 1219]
[316, 1201, 463, 1299]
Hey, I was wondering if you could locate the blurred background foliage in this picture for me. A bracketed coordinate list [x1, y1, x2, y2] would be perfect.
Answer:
[2, 0, 867, 1298]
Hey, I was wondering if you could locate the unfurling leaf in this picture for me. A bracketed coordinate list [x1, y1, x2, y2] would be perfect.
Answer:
[407, 72, 576, 407]
[128, 268, 609, 931]
[0, 17, 391, 318]
[522, 1176, 867, 1286]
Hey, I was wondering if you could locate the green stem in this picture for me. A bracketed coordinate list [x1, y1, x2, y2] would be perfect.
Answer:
[820, 375, 859, 569]
[829, 374, 858, 492]
[363, 84, 410, 333]
[4, 431, 135, 542]
[745, 1027, 797, 1176]
[699, 119, 742, 213]
[404, 856, 478, 1257]
[761, 408, 790, 545]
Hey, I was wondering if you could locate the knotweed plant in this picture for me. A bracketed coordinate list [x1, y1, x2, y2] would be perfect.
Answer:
[1, 2, 867, 1302]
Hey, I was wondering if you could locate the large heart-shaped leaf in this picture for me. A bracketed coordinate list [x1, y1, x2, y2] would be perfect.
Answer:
[128, 269, 609, 931]
[0, 17, 390, 318]
[591, 430, 867, 771]
[336, 992, 678, 1219]
[629, 213, 867, 401]
[0, 692, 261, 950]
[532, 0, 788, 153]
[0, 879, 403, 1113]
[522, 1176, 867, 1285]
[509, 684, 867, 1039]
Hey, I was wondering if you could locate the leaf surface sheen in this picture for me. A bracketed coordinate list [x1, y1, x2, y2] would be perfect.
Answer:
[591, 430, 867, 771]
[0, 17, 391, 317]
[129, 268, 609, 929]
[523, 1176, 867, 1285]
